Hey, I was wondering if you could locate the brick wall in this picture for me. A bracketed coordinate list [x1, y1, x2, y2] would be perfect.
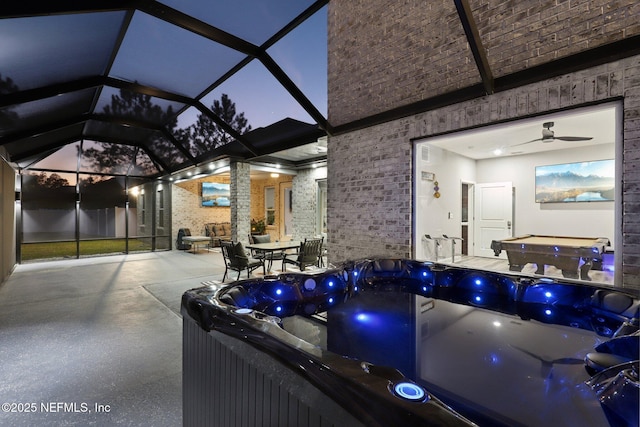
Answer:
[472, 0, 640, 76]
[328, 1, 640, 127]
[328, 55, 640, 290]
[172, 177, 231, 238]
[292, 167, 328, 241]
[328, 119, 414, 261]
[328, 0, 478, 126]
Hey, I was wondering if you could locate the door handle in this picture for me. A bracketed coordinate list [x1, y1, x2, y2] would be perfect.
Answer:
[507, 220, 512, 230]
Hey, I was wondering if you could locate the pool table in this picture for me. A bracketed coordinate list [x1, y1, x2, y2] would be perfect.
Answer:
[491, 235, 610, 280]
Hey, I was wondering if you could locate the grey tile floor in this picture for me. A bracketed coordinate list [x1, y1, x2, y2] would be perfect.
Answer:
[0, 249, 229, 426]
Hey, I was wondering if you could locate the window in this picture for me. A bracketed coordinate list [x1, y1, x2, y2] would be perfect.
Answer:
[157, 189, 164, 228]
[317, 179, 327, 236]
[265, 187, 275, 226]
[139, 191, 146, 226]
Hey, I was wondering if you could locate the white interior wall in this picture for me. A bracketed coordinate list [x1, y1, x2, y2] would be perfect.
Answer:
[476, 143, 615, 243]
[414, 146, 475, 259]
[414, 142, 615, 260]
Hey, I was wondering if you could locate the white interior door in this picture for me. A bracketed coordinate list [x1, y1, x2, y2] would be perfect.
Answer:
[473, 182, 513, 258]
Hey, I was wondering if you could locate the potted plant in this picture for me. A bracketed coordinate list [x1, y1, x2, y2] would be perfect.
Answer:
[251, 218, 266, 235]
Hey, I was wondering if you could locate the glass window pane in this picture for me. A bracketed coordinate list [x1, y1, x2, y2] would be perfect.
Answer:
[84, 120, 157, 144]
[21, 242, 77, 262]
[202, 61, 314, 132]
[132, 150, 160, 177]
[138, 134, 190, 171]
[80, 140, 137, 175]
[95, 86, 185, 126]
[158, 0, 317, 45]
[265, 186, 276, 226]
[110, 11, 245, 98]
[78, 174, 126, 241]
[126, 178, 151, 250]
[21, 171, 77, 243]
[79, 239, 126, 257]
[5, 124, 85, 170]
[0, 12, 126, 92]
[26, 141, 81, 172]
[0, 89, 95, 138]
[268, 5, 327, 119]
[156, 182, 172, 242]
[134, 182, 155, 243]
[173, 106, 237, 157]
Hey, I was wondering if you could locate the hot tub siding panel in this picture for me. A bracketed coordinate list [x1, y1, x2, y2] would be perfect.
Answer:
[183, 317, 365, 427]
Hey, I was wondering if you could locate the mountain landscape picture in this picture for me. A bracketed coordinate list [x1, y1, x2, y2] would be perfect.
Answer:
[201, 182, 230, 207]
[535, 159, 615, 203]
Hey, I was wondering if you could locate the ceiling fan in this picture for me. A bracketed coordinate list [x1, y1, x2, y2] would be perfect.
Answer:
[514, 121, 593, 146]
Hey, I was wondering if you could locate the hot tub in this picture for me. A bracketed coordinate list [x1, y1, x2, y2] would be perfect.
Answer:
[182, 259, 639, 427]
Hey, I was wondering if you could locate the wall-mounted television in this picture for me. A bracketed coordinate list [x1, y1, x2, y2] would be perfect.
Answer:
[535, 159, 614, 203]
[201, 182, 230, 207]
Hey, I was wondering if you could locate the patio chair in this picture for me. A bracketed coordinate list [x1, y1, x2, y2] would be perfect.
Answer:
[220, 240, 265, 282]
[281, 237, 324, 272]
[248, 234, 285, 271]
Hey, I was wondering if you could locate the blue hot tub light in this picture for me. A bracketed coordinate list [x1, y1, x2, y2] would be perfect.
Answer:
[188, 258, 639, 427]
[303, 278, 316, 291]
[393, 381, 427, 402]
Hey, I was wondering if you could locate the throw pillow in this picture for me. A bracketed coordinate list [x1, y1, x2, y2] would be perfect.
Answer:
[213, 224, 225, 236]
[253, 234, 271, 244]
[222, 223, 232, 235]
[233, 242, 247, 258]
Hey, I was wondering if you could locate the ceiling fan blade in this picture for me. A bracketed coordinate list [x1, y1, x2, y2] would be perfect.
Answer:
[512, 138, 542, 147]
[555, 136, 593, 141]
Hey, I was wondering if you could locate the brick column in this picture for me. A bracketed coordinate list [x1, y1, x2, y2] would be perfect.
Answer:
[230, 161, 251, 244]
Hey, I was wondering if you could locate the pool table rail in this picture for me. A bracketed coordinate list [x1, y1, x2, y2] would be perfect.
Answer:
[491, 234, 610, 280]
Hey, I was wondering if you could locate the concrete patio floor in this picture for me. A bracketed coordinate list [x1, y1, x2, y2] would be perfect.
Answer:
[0, 249, 232, 426]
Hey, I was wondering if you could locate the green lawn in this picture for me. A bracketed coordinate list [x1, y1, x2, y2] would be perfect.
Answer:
[21, 239, 154, 261]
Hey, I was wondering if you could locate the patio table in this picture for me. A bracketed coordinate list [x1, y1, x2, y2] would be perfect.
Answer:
[245, 241, 300, 272]
[182, 236, 211, 254]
